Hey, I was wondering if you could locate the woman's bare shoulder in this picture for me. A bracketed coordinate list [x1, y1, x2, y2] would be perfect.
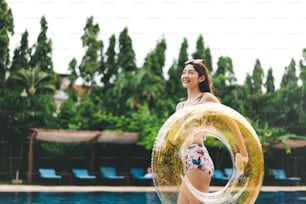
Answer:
[176, 101, 185, 112]
[202, 92, 220, 103]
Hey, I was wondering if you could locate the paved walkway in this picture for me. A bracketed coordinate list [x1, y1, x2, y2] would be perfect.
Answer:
[0, 185, 305, 192]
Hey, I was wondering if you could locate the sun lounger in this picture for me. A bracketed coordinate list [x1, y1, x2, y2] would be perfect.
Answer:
[38, 168, 62, 179]
[72, 168, 96, 179]
[224, 168, 233, 179]
[100, 166, 125, 179]
[130, 168, 152, 180]
[271, 169, 301, 185]
[212, 169, 229, 180]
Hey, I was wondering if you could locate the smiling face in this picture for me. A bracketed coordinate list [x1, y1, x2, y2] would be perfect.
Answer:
[181, 64, 205, 90]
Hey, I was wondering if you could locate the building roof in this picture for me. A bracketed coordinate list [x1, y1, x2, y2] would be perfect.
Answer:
[272, 139, 306, 149]
[31, 128, 139, 144]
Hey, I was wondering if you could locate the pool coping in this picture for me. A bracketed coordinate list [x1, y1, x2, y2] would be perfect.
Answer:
[0, 185, 305, 192]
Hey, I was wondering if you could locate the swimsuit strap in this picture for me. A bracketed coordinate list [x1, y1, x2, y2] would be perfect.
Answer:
[181, 92, 206, 109]
[194, 93, 204, 104]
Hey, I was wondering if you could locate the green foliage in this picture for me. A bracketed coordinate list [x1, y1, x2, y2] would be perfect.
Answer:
[39, 142, 87, 157]
[75, 98, 99, 130]
[177, 38, 189, 69]
[10, 30, 31, 72]
[255, 120, 306, 154]
[30, 16, 53, 73]
[30, 94, 57, 127]
[0, 88, 30, 134]
[252, 59, 264, 94]
[204, 136, 226, 148]
[0, 0, 14, 87]
[215, 56, 236, 85]
[280, 59, 298, 89]
[86, 104, 165, 150]
[79, 16, 103, 86]
[265, 68, 275, 93]
[130, 105, 165, 150]
[272, 134, 306, 154]
[166, 39, 189, 102]
[8, 67, 56, 95]
[56, 99, 77, 129]
[252, 121, 286, 152]
[101, 34, 117, 91]
[277, 79, 301, 134]
[118, 27, 136, 73]
[111, 71, 138, 113]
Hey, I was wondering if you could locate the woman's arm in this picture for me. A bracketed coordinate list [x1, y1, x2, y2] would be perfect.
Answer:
[229, 120, 249, 159]
[203, 93, 248, 164]
[176, 102, 184, 112]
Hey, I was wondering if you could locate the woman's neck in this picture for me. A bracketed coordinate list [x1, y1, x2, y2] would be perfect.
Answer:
[187, 89, 202, 101]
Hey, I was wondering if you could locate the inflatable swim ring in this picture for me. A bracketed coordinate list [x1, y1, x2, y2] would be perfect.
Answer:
[152, 103, 264, 204]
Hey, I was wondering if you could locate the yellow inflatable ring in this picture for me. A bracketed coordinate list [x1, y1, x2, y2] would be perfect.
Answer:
[152, 103, 264, 203]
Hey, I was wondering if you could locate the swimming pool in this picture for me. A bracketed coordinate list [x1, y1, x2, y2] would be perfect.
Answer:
[0, 191, 305, 204]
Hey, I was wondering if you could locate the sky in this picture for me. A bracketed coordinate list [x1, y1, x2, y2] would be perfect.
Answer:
[7, 0, 306, 86]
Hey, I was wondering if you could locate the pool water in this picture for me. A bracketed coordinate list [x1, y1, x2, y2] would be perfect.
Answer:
[256, 191, 306, 204]
[0, 191, 305, 204]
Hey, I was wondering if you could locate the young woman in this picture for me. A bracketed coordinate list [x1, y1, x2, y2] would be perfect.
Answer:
[176, 59, 248, 204]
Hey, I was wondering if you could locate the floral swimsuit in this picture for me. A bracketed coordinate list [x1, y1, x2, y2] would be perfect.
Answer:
[184, 143, 214, 175]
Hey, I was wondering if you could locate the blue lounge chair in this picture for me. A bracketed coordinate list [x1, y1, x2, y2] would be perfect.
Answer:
[212, 169, 229, 180]
[271, 169, 301, 184]
[100, 166, 125, 179]
[72, 168, 96, 179]
[130, 168, 152, 180]
[38, 168, 62, 179]
[224, 168, 233, 179]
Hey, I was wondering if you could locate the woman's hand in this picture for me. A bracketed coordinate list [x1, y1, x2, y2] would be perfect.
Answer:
[241, 154, 249, 164]
[235, 153, 249, 175]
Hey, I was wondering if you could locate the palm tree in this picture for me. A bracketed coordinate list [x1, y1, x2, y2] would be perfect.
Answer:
[4, 66, 57, 178]
[8, 66, 56, 115]
[10, 66, 56, 96]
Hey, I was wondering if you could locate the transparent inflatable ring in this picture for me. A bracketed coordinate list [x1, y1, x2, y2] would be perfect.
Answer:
[152, 103, 264, 204]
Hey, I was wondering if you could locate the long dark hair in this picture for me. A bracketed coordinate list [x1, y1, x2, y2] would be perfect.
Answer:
[185, 60, 214, 94]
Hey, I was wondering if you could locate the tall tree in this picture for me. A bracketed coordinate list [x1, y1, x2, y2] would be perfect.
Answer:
[300, 48, 306, 87]
[252, 59, 264, 94]
[167, 38, 188, 102]
[280, 58, 298, 88]
[135, 39, 167, 111]
[0, 0, 14, 89]
[242, 73, 255, 117]
[101, 34, 117, 91]
[192, 35, 205, 63]
[299, 48, 306, 131]
[265, 68, 275, 93]
[191, 35, 213, 72]
[112, 71, 138, 114]
[79, 16, 103, 87]
[97, 35, 118, 113]
[244, 74, 253, 95]
[215, 56, 236, 85]
[10, 30, 31, 72]
[30, 16, 53, 73]
[204, 47, 213, 73]
[67, 58, 79, 102]
[111, 27, 138, 114]
[117, 27, 136, 73]
[213, 56, 242, 113]
[177, 38, 189, 69]
[278, 59, 300, 133]
[147, 38, 167, 76]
